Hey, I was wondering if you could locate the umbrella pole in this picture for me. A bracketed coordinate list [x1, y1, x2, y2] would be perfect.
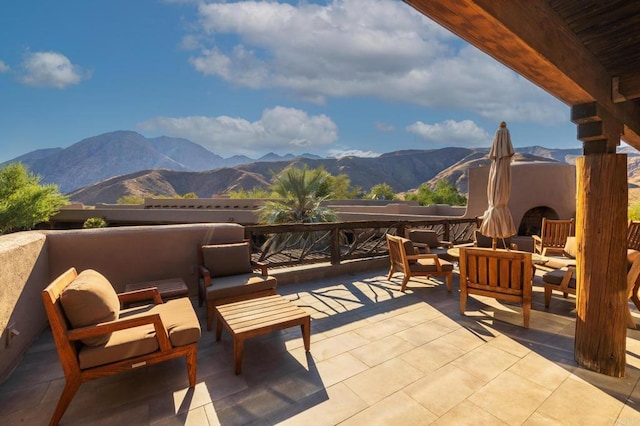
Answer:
[492, 238, 497, 250]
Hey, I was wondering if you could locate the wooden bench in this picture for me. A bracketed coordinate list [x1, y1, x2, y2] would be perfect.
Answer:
[215, 295, 311, 374]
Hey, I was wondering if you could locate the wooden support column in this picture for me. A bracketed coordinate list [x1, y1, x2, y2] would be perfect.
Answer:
[575, 153, 628, 376]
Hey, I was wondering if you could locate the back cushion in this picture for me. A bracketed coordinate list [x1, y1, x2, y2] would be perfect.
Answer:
[409, 230, 440, 248]
[60, 269, 120, 346]
[563, 236, 577, 258]
[202, 242, 253, 277]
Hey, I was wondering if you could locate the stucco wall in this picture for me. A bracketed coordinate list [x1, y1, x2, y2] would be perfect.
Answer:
[466, 161, 576, 227]
[0, 231, 49, 382]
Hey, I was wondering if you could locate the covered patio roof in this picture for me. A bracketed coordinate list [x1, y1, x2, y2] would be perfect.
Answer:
[404, 0, 640, 151]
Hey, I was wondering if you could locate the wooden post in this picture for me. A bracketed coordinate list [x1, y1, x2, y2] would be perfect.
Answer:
[575, 153, 628, 376]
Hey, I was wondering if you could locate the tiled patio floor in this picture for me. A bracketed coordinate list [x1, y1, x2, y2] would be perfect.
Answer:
[3, 266, 640, 425]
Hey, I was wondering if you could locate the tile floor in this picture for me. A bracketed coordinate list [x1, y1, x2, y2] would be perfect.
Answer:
[2, 266, 640, 425]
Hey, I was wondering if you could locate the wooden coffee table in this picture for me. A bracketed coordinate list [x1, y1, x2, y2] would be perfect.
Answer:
[215, 295, 311, 374]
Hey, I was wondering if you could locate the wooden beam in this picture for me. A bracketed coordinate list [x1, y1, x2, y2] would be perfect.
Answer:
[613, 74, 640, 103]
[403, 0, 640, 149]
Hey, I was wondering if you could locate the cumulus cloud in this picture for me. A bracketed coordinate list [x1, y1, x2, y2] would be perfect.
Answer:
[0, 61, 9, 73]
[327, 148, 381, 159]
[406, 119, 491, 147]
[138, 106, 338, 156]
[19, 51, 90, 88]
[184, 0, 565, 125]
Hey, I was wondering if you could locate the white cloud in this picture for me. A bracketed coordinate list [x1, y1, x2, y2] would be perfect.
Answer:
[406, 119, 491, 147]
[138, 106, 338, 156]
[327, 148, 381, 159]
[185, 0, 565, 125]
[0, 61, 9, 73]
[19, 51, 90, 88]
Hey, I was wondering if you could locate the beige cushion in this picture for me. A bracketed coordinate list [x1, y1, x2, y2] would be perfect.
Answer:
[206, 273, 277, 301]
[78, 298, 201, 369]
[545, 256, 577, 269]
[202, 242, 253, 277]
[409, 230, 439, 248]
[412, 258, 454, 273]
[563, 236, 577, 258]
[60, 269, 120, 346]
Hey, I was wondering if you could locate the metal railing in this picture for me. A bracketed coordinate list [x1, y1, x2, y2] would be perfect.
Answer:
[245, 218, 478, 269]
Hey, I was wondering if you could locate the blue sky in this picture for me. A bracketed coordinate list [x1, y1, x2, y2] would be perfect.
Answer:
[0, 0, 581, 164]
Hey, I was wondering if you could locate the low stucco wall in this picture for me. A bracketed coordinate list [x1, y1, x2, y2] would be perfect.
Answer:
[0, 223, 247, 382]
[0, 232, 49, 383]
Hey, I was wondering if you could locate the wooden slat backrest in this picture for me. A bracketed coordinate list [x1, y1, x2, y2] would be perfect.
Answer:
[460, 248, 532, 297]
[628, 221, 640, 251]
[541, 218, 574, 249]
[386, 234, 409, 272]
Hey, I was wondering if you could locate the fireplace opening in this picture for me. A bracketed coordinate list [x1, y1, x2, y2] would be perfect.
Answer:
[518, 206, 558, 236]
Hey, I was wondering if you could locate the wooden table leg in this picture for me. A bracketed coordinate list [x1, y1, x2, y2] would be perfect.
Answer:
[234, 337, 245, 375]
[301, 316, 310, 352]
[215, 312, 223, 342]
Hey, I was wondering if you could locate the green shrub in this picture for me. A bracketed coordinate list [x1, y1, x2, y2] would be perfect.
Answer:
[83, 217, 107, 228]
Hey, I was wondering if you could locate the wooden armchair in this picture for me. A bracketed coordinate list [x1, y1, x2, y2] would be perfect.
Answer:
[459, 247, 533, 328]
[42, 267, 200, 426]
[198, 240, 277, 331]
[542, 266, 576, 308]
[385, 234, 453, 292]
[532, 218, 574, 256]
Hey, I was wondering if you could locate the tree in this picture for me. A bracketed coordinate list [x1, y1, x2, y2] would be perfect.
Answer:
[117, 195, 144, 204]
[0, 163, 68, 234]
[83, 217, 107, 228]
[368, 183, 395, 200]
[406, 180, 467, 206]
[228, 187, 274, 199]
[258, 166, 339, 252]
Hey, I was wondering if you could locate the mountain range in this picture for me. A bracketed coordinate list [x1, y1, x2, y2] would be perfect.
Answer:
[2, 130, 637, 205]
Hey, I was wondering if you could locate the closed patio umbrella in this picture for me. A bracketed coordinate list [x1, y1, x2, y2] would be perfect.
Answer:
[480, 121, 516, 249]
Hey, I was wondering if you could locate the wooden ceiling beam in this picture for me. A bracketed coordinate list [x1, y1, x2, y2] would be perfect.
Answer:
[403, 0, 640, 148]
[613, 74, 640, 103]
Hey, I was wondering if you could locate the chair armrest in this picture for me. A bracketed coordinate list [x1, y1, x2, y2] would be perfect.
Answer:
[531, 235, 542, 243]
[118, 288, 163, 305]
[199, 265, 211, 287]
[412, 242, 431, 254]
[438, 240, 454, 248]
[559, 267, 576, 290]
[253, 261, 269, 276]
[67, 313, 172, 350]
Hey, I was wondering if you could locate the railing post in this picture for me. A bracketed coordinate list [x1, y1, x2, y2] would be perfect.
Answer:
[443, 220, 451, 242]
[331, 226, 341, 265]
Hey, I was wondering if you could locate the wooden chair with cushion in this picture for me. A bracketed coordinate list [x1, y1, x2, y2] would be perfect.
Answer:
[385, 233, 454, 292]
[532, 218, 574, 256]
[459, 247, 533, 328]
[42, 267, 201, 426]
[407, 229, 453, 255]
[542, 266, 576, 308]
[198, 239, 277, 331]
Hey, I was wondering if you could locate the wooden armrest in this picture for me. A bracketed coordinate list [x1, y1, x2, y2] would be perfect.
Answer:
[67, 313, 172, 351]
[199, 265, 211, 287]
[253, 261, 269, 276]
[531, 235, 542, 242]
[438, 240, 454, 248]
[118, 288, 163, 305]
[412, 242, 431, 254]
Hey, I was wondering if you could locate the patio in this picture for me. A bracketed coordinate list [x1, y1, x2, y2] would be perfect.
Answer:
[3, 264, 640, 425]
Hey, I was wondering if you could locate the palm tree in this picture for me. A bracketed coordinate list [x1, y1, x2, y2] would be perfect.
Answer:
[258, 166, 339, 253]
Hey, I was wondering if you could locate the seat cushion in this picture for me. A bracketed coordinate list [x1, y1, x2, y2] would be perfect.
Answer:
[60, 269, 120, 346]
[544, 256, 577, 269]
[202, 242, 253, 277]
[78, 298, 201, 369]
[206, 273, 277, 301]
[413, 258, 454, 273]
[542, 268, 576, 289]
